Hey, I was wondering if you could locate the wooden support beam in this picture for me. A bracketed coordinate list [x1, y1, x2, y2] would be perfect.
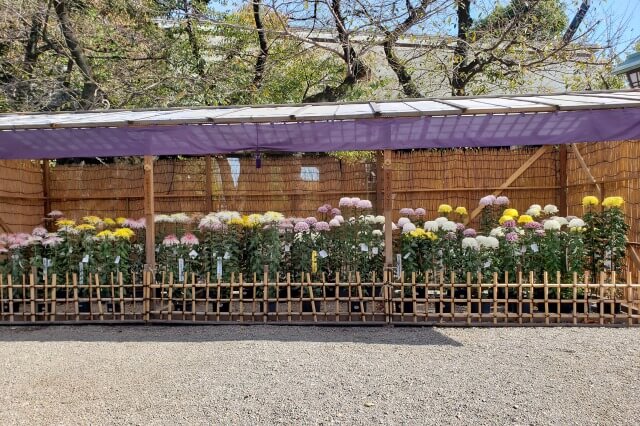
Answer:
[143, 156, 156, 270]
[375, 151, 384, 215]
[570, 143, 602, 200]
[558, 145, 568, 216]
[42, 159, 51, 222]
[204, 155, 213, 213]
[383, 150, 393, 269]
[466, 145, 550, 224]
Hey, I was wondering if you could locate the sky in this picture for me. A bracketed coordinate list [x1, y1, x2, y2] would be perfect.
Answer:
[581, 0, 639, 55]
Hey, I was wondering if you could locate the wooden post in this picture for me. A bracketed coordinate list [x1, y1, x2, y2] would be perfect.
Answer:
[558, 145, 568, 216]
[204, 155, 213, 213]
[375, 151, 384, 215]
[383, 150, 393, 269]
[143, 156, 156, 269]
[570, 143, 602, 200]
[42, 160, 51, 222]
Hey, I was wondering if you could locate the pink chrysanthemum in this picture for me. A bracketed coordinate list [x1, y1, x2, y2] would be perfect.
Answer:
[338, 197, 352, 207]
[32, 227, 48, 237]
[317, 205, 329, 214]
[495, 196, 510, 206]
[415, 208, 426, 217]
[456, 223, 466, 231]
[399, 208, 415, 216]
[180, 233, 199, 246]
[162, 234, 180, 246]
[331, 208, 341, 216]
[305, 216, 318, 225]
[502, 220, 517, 229]
[524, 221, 542, 229]
[505, 232, 519, 242]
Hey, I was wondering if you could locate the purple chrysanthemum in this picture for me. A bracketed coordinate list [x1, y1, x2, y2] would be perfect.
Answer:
[414, 208, 426, 217]
[399, 207, 415, 216]
[331, 208, 341, 216]
[505, 232, 519, 242]
[479, 195, 496, 207]
[294, 222, 310, 232]
[502, 220, 517, 228]
[463, 228, 477, 237]
[456, 223, 466, 231]
[314, 221, 330, 231]
[524, 221, 542, 229]
[304, 216, 318, 225]
[495, 196, 510, 205]
[357, 199, 373, 209]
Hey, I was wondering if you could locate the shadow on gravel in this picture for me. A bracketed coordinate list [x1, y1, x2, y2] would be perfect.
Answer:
[0, 325, 462, 346]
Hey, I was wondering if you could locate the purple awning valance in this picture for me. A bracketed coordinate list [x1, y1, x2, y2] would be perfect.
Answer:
[1, 108, 639, 159]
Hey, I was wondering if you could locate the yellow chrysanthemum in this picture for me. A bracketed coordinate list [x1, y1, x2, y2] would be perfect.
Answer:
[246, 213, 263, 226]
[570, 227, 586, 233]
[113, 228, 135, 240]
[103, 218, 116, 226]
[75, 224, 95, 231]
[56, 219, 75, 227]
[228, 217, 244, 226]
[454, 206, 468, 216]
[83, 215, 102, 225]
[602, 196, 624, 208]
[503, 208, 519, 218]
[115, 217, 127, 225]
[426, 231, 438, 241]
[409, 228, 427, 238]
[517, 214, 533, 224]
[263, 211, 284, 222]
[582, 196, 599, 207]
[438, 204, 453, 214]
[499, 215, 514, 225]
[96, 230, 114, 239]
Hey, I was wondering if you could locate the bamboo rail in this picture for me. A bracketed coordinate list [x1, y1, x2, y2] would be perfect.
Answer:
[0, 271, 638, 326]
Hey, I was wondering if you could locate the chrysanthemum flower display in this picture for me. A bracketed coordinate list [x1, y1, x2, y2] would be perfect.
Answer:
[437, 204, 452, 215]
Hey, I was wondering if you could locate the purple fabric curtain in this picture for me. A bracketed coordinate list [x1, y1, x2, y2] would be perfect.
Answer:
[1, 108, 639, 159]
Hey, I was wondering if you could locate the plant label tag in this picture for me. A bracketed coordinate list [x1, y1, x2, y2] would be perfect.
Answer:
[360, 243, 368, 252]
[403, 252, 411, 259]
[396, 254, 402, 279]
[155, 247, 160, 253]
[114, 256, 121, 264]
[484, 260, 492, 268]
[189, 250, 198, 259]
[223, 251, 231, 260]
[68, 247, 73, 254]
[82, 255, 89, 263]
[284, 244, 290, 252]
[520, 246, 527, 254]
[372, 247, 379, 255]
[79, 262, 84, 285]
[216, 257, 223, 280]
[530, 243, 539, 253]
[43, 257, 48, 275]
[178, 258, 184, 283]
[318, 250, 328, 258]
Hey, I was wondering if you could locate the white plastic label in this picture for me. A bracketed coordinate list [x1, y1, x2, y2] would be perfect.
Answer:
[530, 243, 539, 253]
[284, 244, 291, 252]
[396, 254, 402, 279]
[114, 256, 121, 264]
[360, 243, 369, 252]
[318, 250, 328, 258]
[223, 251, 231, 260]
[79, 262, 84, 285]
[216, 257, 222, 280]
[82, 254, 89, 263]
[189, 250, 198, 259]
[43, 257, 48, 275]
[372, 247, 379, 255]
[178, 258, 184, 282]
[484, 260, 492, 268]
[403, 252, 411, 259]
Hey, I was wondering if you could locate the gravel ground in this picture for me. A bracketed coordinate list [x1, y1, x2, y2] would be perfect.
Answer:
[0, 325, 638, 425]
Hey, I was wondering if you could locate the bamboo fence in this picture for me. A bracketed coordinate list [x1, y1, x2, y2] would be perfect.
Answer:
[0, 271, 638, 326]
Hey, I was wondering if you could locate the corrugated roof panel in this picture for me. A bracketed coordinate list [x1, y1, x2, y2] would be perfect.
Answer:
[403, 100, 461, 115]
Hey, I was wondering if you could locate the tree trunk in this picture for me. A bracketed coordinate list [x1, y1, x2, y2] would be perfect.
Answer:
[252, 0, 268, 90]
[451, 0, 472, 96]
[53, 0, 100, 109]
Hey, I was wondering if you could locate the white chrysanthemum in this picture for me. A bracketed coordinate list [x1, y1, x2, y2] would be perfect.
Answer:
[329, 219, 341, 227]
[441, 221, 457, 232]
[424, 221, 439, 232]
[263, 211, 284, 223]
[462, 237, 479, 250]
[154, 214, 172, 223]
[526, 207, 542, 217]
[485, 236, 499, 249]
[543, 219, 561, 231]
[374, 215, 385, 224]
[543, 204, 559, 215]
[364, 215, 376, 224]
[434, 217, 449, 225]
[568, 218, 585, 228]
[551, 216, 568, 226]
[171, 213, 191, 224]
[397, 217, 411, 227]
[334, 215, 345, 224]
[402, 223, 416, 233]
[490, 227, 504, 238]
[216, 211, 241, 222]
[529, 204, 542, 211]
[372, 230, 383, 237]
